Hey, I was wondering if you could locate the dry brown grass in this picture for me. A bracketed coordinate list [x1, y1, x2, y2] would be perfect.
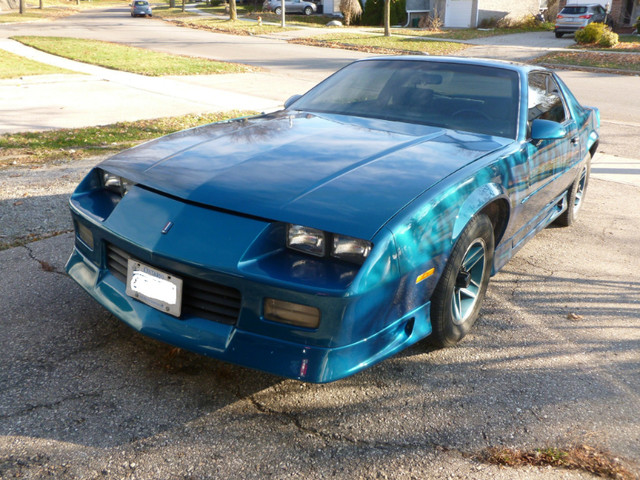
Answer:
[481, 445, 638, 479]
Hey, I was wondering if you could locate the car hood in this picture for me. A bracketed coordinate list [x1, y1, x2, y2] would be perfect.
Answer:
[101, 111, 510, 240]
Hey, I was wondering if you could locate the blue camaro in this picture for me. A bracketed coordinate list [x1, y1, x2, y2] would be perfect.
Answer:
[66, 56, 600, 383]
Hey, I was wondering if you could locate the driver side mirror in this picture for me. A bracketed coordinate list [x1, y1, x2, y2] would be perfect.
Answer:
[530, 119, 567, 141]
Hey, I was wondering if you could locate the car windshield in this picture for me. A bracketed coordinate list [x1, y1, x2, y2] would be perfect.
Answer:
[560, 6, 588, 14]
[135, 1, 147, 5]
[290, 59, 520, 139]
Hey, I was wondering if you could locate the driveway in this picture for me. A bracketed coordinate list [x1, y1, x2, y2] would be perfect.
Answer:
[1, 177, 639, 479]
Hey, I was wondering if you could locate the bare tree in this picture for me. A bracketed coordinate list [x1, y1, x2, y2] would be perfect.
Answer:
[340, 0, 362, 26]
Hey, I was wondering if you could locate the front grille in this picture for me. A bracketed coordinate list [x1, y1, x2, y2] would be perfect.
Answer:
[106, 244, 241, 325]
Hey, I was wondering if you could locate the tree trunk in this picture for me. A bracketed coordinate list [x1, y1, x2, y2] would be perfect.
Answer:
[384, 0, 390, 36]
[170, 0, 175, 7]
[19, 0, 24, 14]
[229, 0, 237, 20]
[39, 0, 43, 10]
[182, 0, 185, 12]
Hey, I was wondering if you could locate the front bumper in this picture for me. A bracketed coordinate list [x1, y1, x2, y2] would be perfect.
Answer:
[66, 246, 431, 382]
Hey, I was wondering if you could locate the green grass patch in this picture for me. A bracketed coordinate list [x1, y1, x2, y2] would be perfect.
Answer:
[11, 36, 255, 76]
[0, 50, 78, 79]
[0, 111, 256, 168]
[290, 33, 468, 55]
[170, 17, 293, 35]
[536, 51, 640, 73]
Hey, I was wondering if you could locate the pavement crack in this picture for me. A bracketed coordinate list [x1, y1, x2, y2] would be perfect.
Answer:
[22, 244, 66, 276]
[0, 392, 101, 420]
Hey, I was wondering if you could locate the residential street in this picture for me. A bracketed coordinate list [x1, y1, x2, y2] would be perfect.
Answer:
[1, 7, 639, 479]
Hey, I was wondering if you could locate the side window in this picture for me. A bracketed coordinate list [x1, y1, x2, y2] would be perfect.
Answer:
[528, 73, 567, 125]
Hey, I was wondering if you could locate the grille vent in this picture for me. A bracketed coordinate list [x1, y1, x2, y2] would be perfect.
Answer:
[106, 244, 241, 325]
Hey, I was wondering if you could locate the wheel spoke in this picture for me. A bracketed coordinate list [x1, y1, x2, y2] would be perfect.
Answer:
[463, 247, 484, 271]
[459, 287, 477, 300]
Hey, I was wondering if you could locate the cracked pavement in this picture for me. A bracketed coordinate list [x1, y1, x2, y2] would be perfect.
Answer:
[0, 178, 638, 479]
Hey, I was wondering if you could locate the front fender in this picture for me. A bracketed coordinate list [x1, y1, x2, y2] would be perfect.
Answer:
[451, 183, 508, 242]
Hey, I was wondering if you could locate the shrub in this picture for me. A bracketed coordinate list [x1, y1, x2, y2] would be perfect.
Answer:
[574, 22, 617, 47]
[360, 0, 407, 27]
[634, 16, 640, 33]
[598, 29, 619, 47]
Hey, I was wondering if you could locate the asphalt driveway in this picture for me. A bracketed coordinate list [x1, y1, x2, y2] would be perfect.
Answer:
[1, 177, 639, 479]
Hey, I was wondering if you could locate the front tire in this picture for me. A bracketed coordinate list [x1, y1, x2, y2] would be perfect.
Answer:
[430, 214, 494, 348]
[555, 31, 564, 38]
[554, 155, 591, 227]
[304, 6, 312, 15]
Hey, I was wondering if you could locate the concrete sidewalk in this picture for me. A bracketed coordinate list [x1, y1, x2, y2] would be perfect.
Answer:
[0, 38, 283, 133]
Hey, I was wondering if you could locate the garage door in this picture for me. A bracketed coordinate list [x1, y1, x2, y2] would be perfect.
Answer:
[444, 0, 473, 28]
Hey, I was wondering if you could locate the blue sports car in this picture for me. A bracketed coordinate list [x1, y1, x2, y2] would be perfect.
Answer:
[66, 56, 600, 383]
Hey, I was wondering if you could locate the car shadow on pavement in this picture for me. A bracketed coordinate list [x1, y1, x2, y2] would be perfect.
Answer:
[0, 178, 638, 477]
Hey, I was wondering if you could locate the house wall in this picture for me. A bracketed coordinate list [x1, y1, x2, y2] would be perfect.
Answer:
[476, 0, 542, 25]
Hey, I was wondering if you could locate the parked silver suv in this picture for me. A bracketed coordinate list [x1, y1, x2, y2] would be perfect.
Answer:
[554, 4, 608, 38]
[264, 0, 317, 16]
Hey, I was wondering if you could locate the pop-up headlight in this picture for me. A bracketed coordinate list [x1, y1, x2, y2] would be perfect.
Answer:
[101, 170, 135, 197]
[286, 224, 372, 265]
[332, 234, 372, 265]
[287, 224, 326, 257]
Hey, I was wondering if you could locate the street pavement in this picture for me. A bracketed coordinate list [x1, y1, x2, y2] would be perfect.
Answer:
[1, 10, 640, 479]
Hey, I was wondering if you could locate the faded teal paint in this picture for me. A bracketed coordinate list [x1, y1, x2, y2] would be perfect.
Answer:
[65, 57, 600, 383]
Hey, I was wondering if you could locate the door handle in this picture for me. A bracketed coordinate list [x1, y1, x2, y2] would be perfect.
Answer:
[571, 137, 579, 146]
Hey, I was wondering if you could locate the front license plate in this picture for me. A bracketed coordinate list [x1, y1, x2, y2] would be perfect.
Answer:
[126, 259, 183, 317]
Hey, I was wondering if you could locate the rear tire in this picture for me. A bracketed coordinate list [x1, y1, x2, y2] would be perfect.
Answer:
[304, 6, 312, 15]
[429, 214, 494, 348]
[555, 31, 564, 38]
[554, 155, 591, 227]
[274, 6, 282, 15]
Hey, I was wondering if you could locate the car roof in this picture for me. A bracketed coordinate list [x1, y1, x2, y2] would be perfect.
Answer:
[355, 55, 545, 76]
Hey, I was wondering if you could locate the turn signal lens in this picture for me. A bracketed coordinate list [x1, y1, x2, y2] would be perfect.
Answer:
[287, 224, 326, 257]
[264, 298, 320, 329]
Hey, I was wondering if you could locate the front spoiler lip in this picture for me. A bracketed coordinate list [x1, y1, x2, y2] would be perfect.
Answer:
[66, 247, 432, 383]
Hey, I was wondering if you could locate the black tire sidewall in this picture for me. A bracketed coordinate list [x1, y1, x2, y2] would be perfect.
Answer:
[430, 214, 494, 347]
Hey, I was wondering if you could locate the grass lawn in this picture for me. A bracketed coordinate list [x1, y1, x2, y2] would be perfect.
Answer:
[0, 7, 77, 23]
[390, 23, 554, 40]
[0, 50, 78, 78]
[0, 111, 256, 168]
[169, 17, 293, 35]
[536, 51, 640, 72]
[11, 36, 256, 75]
[290, 33, 469, 55]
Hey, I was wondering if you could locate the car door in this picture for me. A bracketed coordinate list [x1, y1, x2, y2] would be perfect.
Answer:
[513, 72, 580, 246]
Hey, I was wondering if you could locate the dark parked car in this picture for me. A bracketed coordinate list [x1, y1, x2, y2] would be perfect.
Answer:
[66, 57, 599, 383]
[264, 0, 317, 15]
[131, 0, 152, 17]
[555, 3, 607, 37]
